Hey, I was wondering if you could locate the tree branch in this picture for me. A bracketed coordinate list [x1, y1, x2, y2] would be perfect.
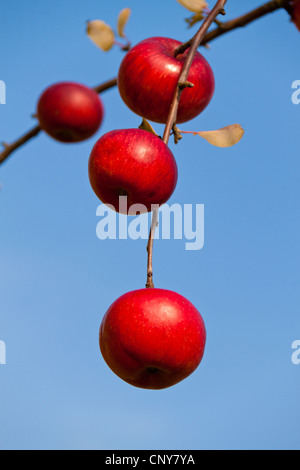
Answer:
[145, 0, 228, 289]
[0, 1, 292, 166]
[201, 0, 291, 46]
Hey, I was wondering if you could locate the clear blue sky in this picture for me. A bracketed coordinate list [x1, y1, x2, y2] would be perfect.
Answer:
[0, 0, 299, 450]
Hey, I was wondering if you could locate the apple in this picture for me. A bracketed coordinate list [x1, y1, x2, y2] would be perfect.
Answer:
[99, 288, 206, 390]
[118, 37, 215, 124]
[37, 82, 104, 142]
[292, 0, 300, 30]
[88, 128, 178, 214]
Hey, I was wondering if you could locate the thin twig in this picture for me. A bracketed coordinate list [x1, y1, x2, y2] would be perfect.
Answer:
[92, 77, 118, 94]
[0, 125, 42, 166]
[145, 0, 228, 289]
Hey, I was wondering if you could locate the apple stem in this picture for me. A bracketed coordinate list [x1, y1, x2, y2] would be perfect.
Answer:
[163, 0, 228, 148]
[92, 78, 118, 95]
[146, 209, 159, 289]
[145, 0, 228, 288]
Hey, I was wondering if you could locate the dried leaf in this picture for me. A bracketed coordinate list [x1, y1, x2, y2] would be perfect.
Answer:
[185, 12, 205, 28]
[193, 124, 245, 148]
[87, 20, 115, 52]
[139, 119, 160, 137]
[177, 0, 208, 13]
[118, 8, 131, 38]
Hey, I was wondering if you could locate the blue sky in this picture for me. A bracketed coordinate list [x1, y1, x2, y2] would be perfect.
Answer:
[0, 0, 299, 450]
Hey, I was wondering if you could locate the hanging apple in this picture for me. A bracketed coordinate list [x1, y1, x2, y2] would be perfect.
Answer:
[99, 288, 207, 390]
[118, 37, 215, 124]
[37, 82, 104, 143]
[88, 128, 178, 214]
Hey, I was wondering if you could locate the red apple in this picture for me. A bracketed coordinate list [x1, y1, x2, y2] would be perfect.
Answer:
[88, 129, 178, 214]
[292, 0, 300, 30]
[100, 288, 206, 390]
[118, 37, 215, 124]
[37, 82, 104, 143]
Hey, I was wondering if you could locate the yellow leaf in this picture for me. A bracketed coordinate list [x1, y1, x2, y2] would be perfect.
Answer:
[87, 20, 115, 52]
[194, 124, 245, 148]
[118, 8, 131, 38]
[177, 0, 208, 13]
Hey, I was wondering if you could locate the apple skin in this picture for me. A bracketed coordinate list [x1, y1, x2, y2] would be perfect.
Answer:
[88, 129, 178, 214]
[99, 289, 206, 390]
[37, 82, 104, 143]
[292, 0, 300, 30]
[118, 37, 215, 124]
